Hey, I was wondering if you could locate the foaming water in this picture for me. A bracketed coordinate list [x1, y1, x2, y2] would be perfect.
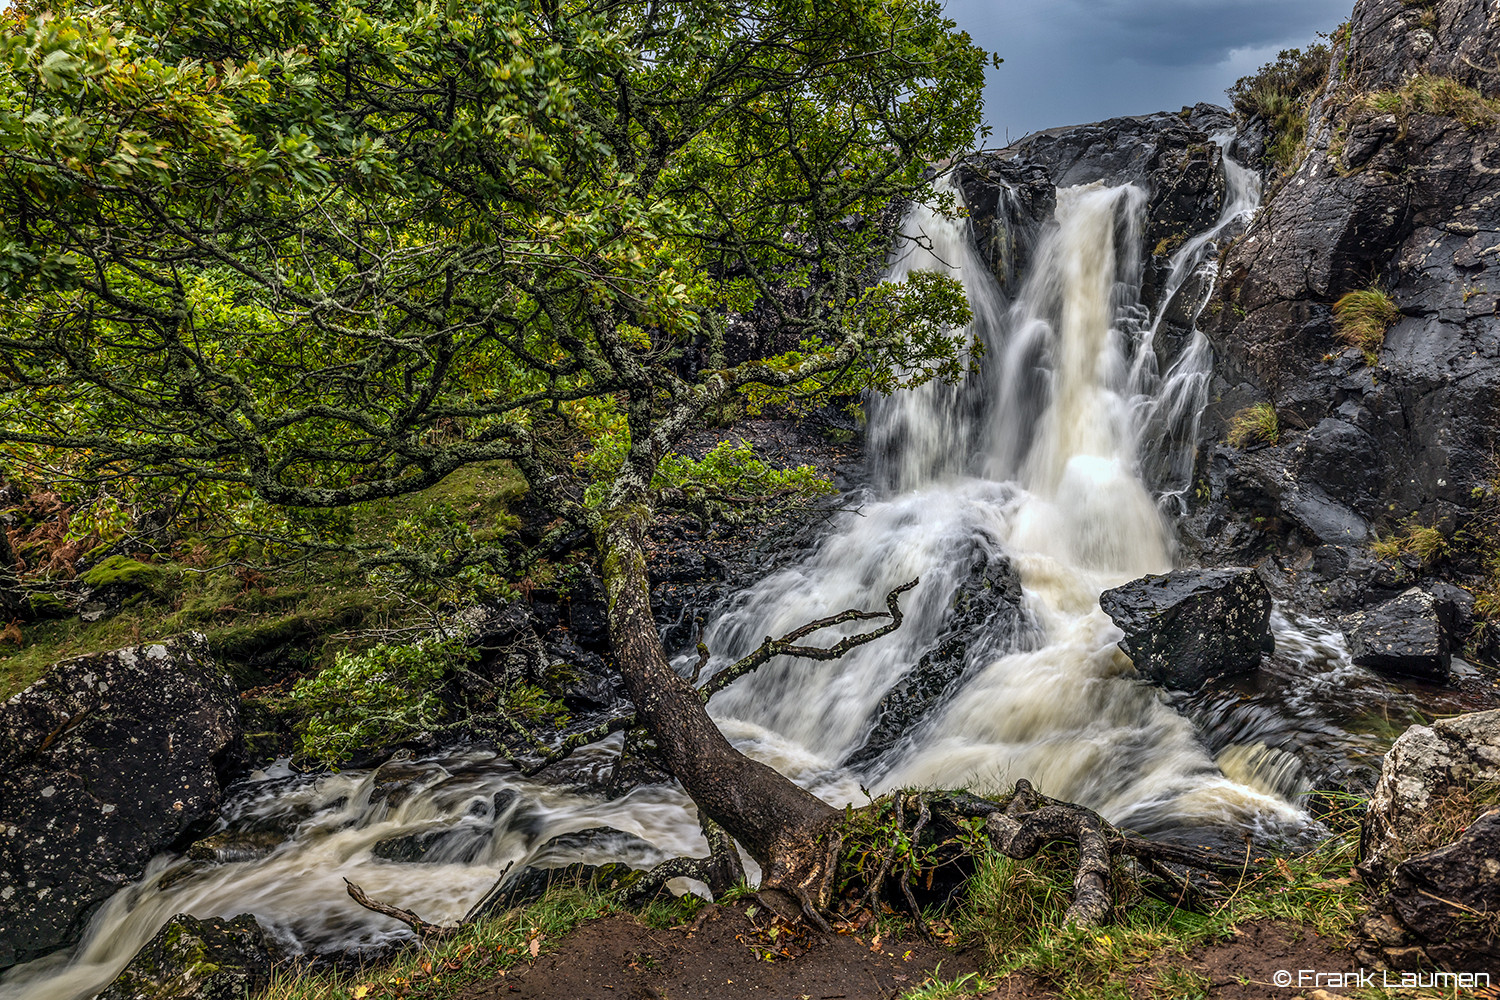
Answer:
[708, 160, 1295, 837]
[6, 147, 1302, 1000]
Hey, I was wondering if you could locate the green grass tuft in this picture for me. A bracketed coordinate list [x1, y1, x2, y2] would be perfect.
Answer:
[1226, 402, 1279, 448]
[1333, 287, 1400, 363]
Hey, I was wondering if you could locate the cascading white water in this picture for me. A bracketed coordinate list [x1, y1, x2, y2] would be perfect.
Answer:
[709, 160, 1295, 834]
[3, 147, 1297, 1000]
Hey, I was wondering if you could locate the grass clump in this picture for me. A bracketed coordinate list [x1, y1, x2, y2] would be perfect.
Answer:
[1333, 287, 1401, 362]
[952, 828, 1368, 1000]
[898, 967, 996, 1000]
[1227, 45, 1331, 176]
[255, 884, 616, 1000]
[1226, 402, 1279, 448]
[1356, 73, 1500, 131]
[1370, 514, 1449, 566]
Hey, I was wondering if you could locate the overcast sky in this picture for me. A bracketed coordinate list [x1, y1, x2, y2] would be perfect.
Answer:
[947, 0, 1352, 144]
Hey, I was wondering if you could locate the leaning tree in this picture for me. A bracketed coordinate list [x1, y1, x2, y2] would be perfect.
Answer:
[0, 0, 1240, 929]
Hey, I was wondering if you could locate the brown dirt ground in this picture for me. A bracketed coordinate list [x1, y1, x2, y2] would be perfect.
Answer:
[458, 903, 1360, 1000]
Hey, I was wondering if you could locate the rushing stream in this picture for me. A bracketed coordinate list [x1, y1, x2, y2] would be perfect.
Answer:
[1, 145, 1424, 1000]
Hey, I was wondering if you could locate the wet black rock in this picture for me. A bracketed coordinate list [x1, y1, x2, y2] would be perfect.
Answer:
[0, 636, 241, 971]
[844, 551, 1033, 771]
[1194, 0, 1500, 579]
[954, 157, 1055, 296]
[185, 830, 286, 865]
[1100, 568, 1272, 691]
[372, 821, 493, 865]
[532, 826, 663, 868]
[97, 913, 274, 1000]
[1340, 587, 1459, 682]
[1357, 810, 1500, 972]
[541, 637, 624, 710]
[368, 754, 449, 810]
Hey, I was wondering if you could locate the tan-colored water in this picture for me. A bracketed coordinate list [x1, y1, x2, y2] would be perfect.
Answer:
[4, 148, 1316, 1000]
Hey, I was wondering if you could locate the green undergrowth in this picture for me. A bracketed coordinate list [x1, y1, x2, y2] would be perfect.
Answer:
[1227, 44, 1331, 177]
[0, 460, 527, 703]
[952, 826, 1367, 1000]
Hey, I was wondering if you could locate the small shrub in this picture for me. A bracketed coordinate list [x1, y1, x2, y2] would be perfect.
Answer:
[1227, 45, 1331, 176]
[1333, 287, 1400, 362]
[291, 637, 475, 762]
[1226, 402, 1279, 448]
[504, 680, 570, 726]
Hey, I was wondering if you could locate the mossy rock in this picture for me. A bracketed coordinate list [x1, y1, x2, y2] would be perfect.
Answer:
[23, 592, 70, 618]
[96, 912, 273, 1000]
[80, 556, 164, 594]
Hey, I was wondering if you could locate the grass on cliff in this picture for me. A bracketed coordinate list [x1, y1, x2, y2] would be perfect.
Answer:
[1356, 73, 1500, 132]
[1227, 44, 1331, 176]
[1370, 514, 1449, 567]
[1226, 402, 1279, 448]
[1334, 287, 1401, 364]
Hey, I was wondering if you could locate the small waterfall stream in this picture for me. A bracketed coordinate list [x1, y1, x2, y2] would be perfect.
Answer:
[4, 146, 1357, 1000]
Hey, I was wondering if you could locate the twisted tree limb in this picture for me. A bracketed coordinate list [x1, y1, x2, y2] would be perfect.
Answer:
[623, 816, 747, 904]
[698, 579, 918, 701]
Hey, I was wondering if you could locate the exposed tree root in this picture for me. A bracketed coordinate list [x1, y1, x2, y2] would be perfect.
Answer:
[624, 817, 747, 903]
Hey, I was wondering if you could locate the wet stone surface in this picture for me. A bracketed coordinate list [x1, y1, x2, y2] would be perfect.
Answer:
[1100, 568, 1273, 691]
[0, 636, 241, 970]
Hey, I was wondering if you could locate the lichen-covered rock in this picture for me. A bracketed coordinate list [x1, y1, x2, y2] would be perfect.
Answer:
[1099, 568, 1272, 690]
[1360, 708, 1500, 882]
[96, 913, 273, 1000]
[1356, 810, 1500, 972]
[1339, 586, 1458, 681]
[0, 636, 241, 970]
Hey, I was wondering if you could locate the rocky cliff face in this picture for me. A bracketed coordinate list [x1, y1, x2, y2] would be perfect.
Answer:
[1189, 0, 1500, 610]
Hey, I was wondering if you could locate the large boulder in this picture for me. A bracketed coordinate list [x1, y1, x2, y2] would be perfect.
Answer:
[1357, 708, 1500, 971]
[843, 551, 1033, 771]
[1360, 708, 1500, 882]
[1100, 568, 1272, 691]
[1357, 811, 1500, 972]
[0, 636, 241, 970]
[1339, 587, 1459, 682]
[96, 913, 274, 1000]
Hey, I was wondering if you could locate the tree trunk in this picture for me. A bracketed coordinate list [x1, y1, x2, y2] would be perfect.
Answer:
[596, 504, 843, 911]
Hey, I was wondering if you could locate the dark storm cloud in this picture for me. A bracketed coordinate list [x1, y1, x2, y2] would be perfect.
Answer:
[1056, 0, 1352, 66]
[943, 0, 1352, 141]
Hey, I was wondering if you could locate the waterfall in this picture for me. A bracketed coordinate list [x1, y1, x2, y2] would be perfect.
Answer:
[2, 146, 1298, 1000]
[708, 154, 1292, 833]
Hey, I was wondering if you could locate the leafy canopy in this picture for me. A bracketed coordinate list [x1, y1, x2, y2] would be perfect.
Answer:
[0, 0, 988, 560]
